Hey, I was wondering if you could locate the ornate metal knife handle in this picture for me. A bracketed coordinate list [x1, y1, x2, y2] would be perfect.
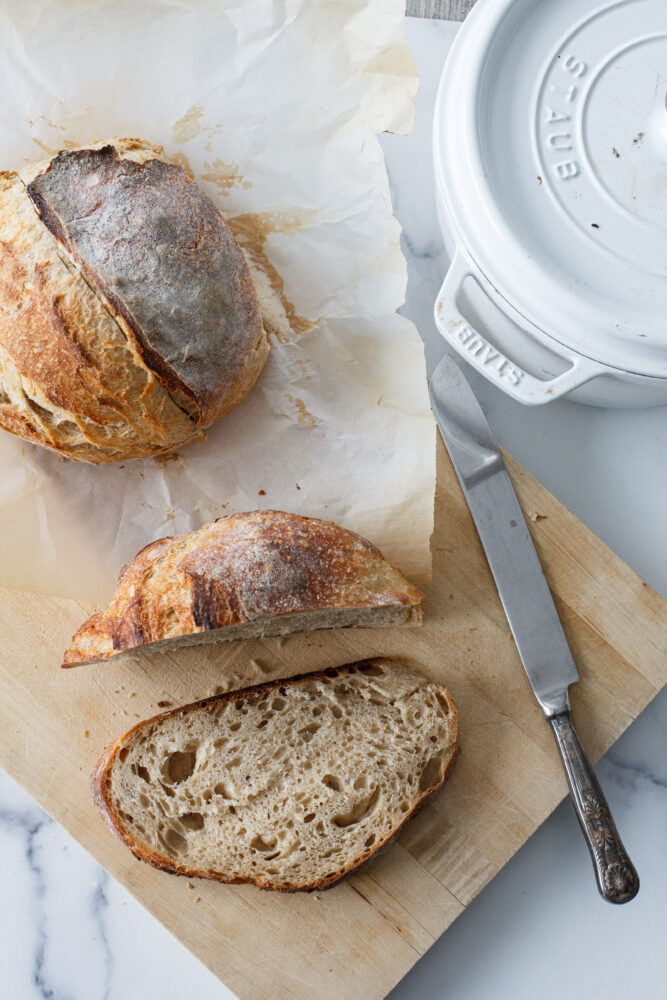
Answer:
[549, 711, 639, 904]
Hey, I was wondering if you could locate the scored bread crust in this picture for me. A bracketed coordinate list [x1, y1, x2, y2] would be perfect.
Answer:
[63, 510, 423, 667]
[0, 158, 196, 462]
[0, 138, 269, 462]
[91, 659, 458, 892]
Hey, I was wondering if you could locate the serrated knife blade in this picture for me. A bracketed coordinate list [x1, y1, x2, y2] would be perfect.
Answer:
[429, 352, 639, 903]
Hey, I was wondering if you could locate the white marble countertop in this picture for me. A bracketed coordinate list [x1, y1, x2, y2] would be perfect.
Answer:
[1, 16, 665, 1000]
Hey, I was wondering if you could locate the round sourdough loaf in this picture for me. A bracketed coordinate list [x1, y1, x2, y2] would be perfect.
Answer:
[0, 138, 269, 463]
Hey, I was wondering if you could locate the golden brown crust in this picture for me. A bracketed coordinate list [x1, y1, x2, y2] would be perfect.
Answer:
[0, 139, 269, 463]
[0, 169, 196, 462]
[64, 511, 423, 666]
[91, 659, 458, 892]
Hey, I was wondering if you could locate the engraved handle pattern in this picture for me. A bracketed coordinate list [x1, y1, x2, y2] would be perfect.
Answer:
[549, 710, 639, 904]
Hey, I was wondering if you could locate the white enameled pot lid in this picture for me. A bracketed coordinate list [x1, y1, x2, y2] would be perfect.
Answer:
[435, 0, 667, 379]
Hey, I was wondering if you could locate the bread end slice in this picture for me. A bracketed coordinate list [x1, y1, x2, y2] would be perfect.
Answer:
[64, 511, 424, 667]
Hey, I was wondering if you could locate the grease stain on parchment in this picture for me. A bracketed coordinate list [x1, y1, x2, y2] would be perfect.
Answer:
[276, 394, 319, 427]
[294, 358, 315, 379]
[31, 137, 59, 156]
[26, 115, 67, 132]
[201, 158, 252, 195]
[153, 451, 187, 469]
[172, 105, 204, 144]
[292, 396, 318, 426]
[228, 209, 319, 342]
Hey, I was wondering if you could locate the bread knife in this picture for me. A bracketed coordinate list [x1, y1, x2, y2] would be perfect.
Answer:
[429, 353, 639, 904]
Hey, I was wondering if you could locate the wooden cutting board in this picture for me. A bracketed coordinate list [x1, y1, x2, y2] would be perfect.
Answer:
[0, 438, 664, 1000]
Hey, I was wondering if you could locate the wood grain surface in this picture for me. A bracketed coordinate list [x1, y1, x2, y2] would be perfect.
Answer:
[406, 0, 476, 20]
[0, 437, 664, 1000]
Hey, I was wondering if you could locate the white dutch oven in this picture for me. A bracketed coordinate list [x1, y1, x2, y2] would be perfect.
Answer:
[433, 0, 667, 407]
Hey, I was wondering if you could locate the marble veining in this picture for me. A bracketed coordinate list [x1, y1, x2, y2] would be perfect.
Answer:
[0, 15, 665, 1000]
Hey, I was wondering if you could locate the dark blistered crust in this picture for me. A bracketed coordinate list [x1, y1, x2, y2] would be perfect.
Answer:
[91, 659, 458, 893]
[27, 145, 267, 426]
[63, 510, 423, 667]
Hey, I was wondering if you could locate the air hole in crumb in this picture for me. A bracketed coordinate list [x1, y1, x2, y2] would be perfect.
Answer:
[299, 723, 320, 741]
[304, 812, 316, 823]
[436, 692, 450, 715]
[119, 747, 129, 762]
[257, 719, 268, 729]
[165, 827, 187, 854]
[365, 833, 376, 848]
[332, 788, 380, 828]
[214, 780, 235, 798]
[322, 774, 342, 792]
[331, 706, 343, 719]
[136, 765, 151, 783]
[271, 697, 286, 711]
[250, 834, 278, 852]
[353, 775, 369, 790]
[419, 755, 445, 792]
[229, 721, 242, 732]
[163, 751, 196, 784]
[180, 812, 204, 831]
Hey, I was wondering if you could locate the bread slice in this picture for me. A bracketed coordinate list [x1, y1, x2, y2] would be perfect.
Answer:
[63, 510, 423, 667]
[92, 658, 457, 891]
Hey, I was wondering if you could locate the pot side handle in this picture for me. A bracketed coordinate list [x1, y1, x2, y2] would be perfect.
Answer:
[434, 252, 603, 405]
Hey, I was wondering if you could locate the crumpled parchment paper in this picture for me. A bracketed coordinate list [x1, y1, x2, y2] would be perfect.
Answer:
[0, 0, 434, 604]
